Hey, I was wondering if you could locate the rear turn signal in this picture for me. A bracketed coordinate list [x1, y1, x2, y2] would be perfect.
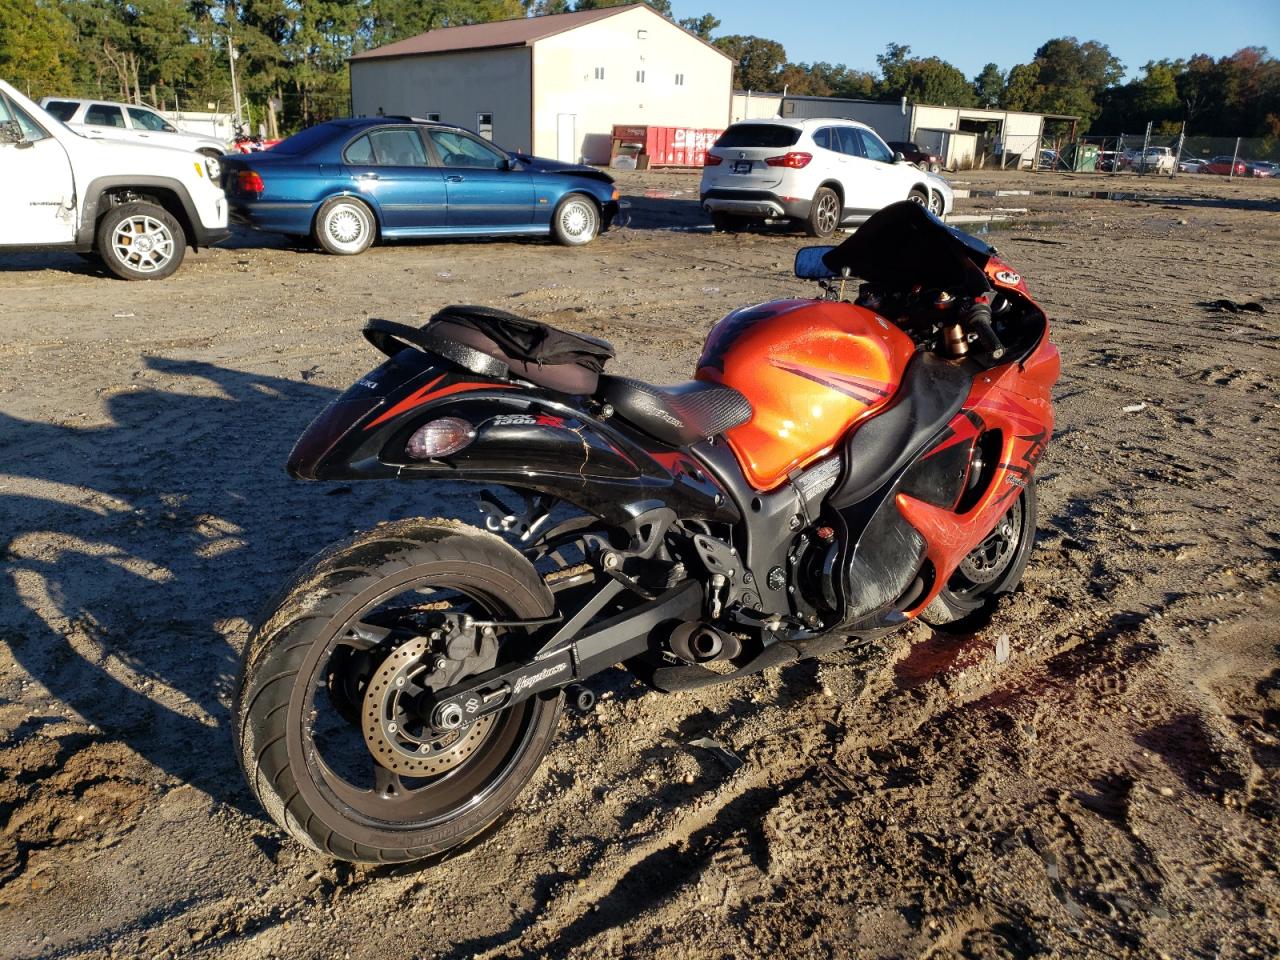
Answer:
[406, 417, 475, 459]
[236, 170, 265, 194]
[703, 153, 723, 166]
[765, 152, 813, 169]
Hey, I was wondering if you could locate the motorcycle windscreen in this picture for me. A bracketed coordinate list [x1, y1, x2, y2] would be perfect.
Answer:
[821, 200, 993, 296]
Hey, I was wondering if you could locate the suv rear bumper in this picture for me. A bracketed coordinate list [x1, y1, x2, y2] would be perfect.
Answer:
[701, 190, 811, 220]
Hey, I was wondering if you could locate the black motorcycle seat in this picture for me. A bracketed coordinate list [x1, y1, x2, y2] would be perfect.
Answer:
[599, 375, 753, 447]
[828, 352, 973, 509]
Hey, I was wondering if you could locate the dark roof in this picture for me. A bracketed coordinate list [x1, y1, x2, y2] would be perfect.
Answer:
[351, 6, 633, 61]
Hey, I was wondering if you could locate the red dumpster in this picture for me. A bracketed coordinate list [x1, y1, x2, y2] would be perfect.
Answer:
[610, 124, 723, 168]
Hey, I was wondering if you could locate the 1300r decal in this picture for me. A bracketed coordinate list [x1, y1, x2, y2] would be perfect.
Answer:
[489, 413, 572, 428]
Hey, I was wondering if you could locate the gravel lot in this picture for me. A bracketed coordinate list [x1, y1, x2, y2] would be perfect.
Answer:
[2, 168, 1278, 959]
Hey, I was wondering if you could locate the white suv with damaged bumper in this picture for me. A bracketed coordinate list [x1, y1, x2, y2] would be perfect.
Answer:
[700, 117, 953, 237]
[0, 80, 228, 280]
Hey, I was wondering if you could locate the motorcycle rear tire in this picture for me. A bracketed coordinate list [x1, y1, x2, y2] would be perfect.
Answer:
[234, 518, 561, 864]
[921, 479, 1037, 628]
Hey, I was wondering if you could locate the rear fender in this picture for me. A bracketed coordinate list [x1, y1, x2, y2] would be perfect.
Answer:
[287, 350, 736, 525]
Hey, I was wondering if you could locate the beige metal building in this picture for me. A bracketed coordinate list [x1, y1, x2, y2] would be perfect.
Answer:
[349, 5, 733, 164]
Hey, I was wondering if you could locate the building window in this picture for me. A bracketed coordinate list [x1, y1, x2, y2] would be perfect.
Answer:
[636, 70, 645, 83]
[675, 73, 684, 86]
[477, 112, 493, 140]
[426, 113, 441, 122]
[594, 67, 605, 80]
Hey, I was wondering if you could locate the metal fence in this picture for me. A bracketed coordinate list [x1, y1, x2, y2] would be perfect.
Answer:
[1029, 126, 1279, 179]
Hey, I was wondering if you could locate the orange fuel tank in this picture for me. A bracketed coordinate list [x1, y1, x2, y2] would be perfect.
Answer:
[696, 299, 916, 491]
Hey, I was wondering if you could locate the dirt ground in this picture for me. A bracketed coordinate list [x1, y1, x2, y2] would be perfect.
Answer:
[1, 167, 1278, 960]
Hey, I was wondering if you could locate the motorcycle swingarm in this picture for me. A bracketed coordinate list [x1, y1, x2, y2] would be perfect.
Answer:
[422, 580, 701, 729]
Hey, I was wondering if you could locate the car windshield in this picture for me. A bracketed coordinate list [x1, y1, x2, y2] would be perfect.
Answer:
[271, 122, 344, 155]
[715, 125, 801, 148]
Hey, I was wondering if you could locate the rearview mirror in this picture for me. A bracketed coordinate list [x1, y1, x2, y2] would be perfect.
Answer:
[794, 246, 837, 280]
[892, 151, 905, 164]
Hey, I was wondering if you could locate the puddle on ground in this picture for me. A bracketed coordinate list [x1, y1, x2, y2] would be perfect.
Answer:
[952, 218, 1065, 236]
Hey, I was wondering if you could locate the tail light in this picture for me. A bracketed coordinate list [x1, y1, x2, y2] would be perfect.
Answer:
[406, 417, 475, 459]
[236, 170, 265, 194]
[765, 152, 812, 169]
[703, 153, 722, 166]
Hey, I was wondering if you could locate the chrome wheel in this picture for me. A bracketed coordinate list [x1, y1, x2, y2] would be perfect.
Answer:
[929, 191, 944, 216]
[323, 202, 370, 253]
[109, 214, 175, 275]
[554, 196, 598, 245]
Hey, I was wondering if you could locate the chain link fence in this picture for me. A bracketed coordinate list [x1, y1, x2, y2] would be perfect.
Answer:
[1030, 127, 1279, 179]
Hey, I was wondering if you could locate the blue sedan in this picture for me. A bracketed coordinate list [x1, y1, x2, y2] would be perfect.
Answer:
[221, 117, 620, 255]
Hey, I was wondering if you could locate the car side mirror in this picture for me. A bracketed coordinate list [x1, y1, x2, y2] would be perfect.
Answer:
[892, 151, 905, 164]
[794, 245, 837, 279]
[0, 120, 23, 144]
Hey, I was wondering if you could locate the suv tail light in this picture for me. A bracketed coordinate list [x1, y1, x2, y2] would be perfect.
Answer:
[765, 152, 812, 169]
[703, 153, 722, 166]
[236, 170, 265, 194]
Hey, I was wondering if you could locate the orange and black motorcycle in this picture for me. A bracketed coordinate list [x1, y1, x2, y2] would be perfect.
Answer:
[234, 201, 1059, 864]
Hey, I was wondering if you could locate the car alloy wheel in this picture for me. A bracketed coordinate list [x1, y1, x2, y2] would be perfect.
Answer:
[929, 191, 944, 216]
[814, 192, 839, 234]
[325, 204, 368, 251]
[556, 197, 598, 245]
[110, 214, 175, 275]
[552, 194, 600, 246]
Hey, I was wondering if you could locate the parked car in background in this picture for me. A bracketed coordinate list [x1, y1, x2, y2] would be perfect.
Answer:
[1178, 157, 1209, 173]
[1133, 146, 1176, 175]
[221, 116, 619, 255]
[1246, 160, 1276, 178]
[887, 140, 944, 173]
[1038, 148, 1063, 170]
[700, 118, 952, 238]
[1097, 150, 1134, 172]
[39, 97, 228, 158]
[2, 80, 228, 279]
[1201, 156, 1248, 176]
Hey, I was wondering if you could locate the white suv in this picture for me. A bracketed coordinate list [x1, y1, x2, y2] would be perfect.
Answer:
[1, 80, 229, 279]
[700, 117, 952, 237]
[39, 97, 228, 158]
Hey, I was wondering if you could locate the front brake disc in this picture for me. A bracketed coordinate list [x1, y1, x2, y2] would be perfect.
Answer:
[361, 637, 494, 776]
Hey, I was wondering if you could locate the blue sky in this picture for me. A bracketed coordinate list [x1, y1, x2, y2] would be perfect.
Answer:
[670, 0, 1280, 82]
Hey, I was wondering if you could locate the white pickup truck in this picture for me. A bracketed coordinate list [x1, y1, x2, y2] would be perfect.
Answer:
[1133, 146, 1176, 175]
[0, 80, 228, 280]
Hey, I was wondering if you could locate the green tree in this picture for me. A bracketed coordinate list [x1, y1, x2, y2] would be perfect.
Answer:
[875, 42, 911, 97]
[1026, 37, 1124, 124]
[574, 0, 671, 14]
[905, 56, 976, 106]
[973, 62, 1003, 107]
[0, 0, 76, 95]
[1001, 62, 1040, 111]
[714, 34, 786, 91]
[678, 12, 718, 40]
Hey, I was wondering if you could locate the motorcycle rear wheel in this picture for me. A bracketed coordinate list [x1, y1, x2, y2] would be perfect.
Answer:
[234, 518, 561, 864]
[921, 479, 1037, 628]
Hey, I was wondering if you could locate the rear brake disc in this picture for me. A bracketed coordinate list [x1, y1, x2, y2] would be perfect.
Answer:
[361, 638, 494, 776]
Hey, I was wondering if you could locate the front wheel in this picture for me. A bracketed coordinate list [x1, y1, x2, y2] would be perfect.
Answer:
[921, 480, 1038, 628]
[96, 201, 186, 280]
[234, 519, 562, 864]
[552, 193, 600, 246]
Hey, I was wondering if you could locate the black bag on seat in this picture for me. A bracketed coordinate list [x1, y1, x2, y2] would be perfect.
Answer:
[428, 305, 615, 395]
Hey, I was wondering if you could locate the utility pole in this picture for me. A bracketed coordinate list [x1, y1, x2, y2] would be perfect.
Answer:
[227, 31, 243, 125]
